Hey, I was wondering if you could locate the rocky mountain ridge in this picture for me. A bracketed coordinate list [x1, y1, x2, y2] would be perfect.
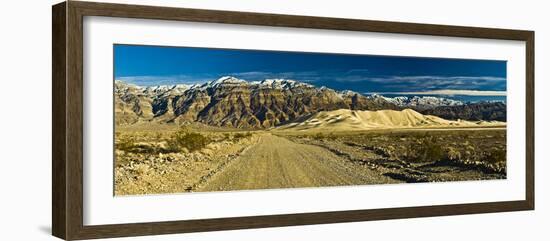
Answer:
[115, 76, 505, 128]
[381, 95, 464, 110]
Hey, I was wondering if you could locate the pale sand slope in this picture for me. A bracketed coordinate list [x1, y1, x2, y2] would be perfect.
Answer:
[277, 108, 506, 131]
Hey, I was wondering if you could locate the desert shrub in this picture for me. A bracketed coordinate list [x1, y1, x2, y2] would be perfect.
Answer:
[445, 147, 462, 161]
[326, 132, 338, 141]
[115, 135, 163, 154]
[361, 144, 391, 158]
[311, 132, 337, 141]
[166, 127, 211, 153]
[383, 145, 397, 158]
[233, 132, 252, 141]
[484, 148, 506, 164]
[315, 133, 325, 139]
[132, 143, 160, 154]
[116, 135, 136, 152]
[312, 132, 324, 140]
[407, 137, 444, 163]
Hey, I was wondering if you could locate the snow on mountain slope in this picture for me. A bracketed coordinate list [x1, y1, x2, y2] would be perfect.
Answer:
[381, 95, 463, 108]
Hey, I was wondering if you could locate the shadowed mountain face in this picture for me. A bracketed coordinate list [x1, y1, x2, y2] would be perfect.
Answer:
[114, 76, 506, 128]
[115, 77, 400, 128]
[419, 102, 507, 122]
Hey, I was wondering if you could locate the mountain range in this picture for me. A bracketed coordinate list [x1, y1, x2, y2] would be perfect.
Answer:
[115, 76, 506, 128]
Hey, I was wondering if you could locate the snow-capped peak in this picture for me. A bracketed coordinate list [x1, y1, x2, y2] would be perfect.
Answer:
[193, 76, 247, 90]
[114, 80, 143, 92]
[139, 84, 190, 96]
[247, 78, 313, 90]
[211, 76, 247, 86]
[170, 84, 190, 94]
[339, 90, 359, 96]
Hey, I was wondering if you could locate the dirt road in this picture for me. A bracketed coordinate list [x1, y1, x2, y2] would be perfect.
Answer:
[196, 133, 397, 192]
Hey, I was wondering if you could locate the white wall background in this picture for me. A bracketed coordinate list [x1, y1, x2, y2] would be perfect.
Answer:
[0, 0, 547, 240]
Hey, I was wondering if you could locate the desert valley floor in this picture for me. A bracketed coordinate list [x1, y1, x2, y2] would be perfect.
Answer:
[114, 118, 506, 195]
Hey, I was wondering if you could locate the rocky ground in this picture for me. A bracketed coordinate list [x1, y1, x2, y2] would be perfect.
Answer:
[114, 128, 260, 195]
[281, 128, 507, 183]
[115, 125, 506, 195]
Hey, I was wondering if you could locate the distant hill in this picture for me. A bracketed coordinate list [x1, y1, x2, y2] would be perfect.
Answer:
[277, 109, 505, 131]
[419, 102, 506, 122]
[115, 77, 506, 128]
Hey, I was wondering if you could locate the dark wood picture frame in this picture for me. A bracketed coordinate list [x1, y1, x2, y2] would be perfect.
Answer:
[52, 1, 535, 240]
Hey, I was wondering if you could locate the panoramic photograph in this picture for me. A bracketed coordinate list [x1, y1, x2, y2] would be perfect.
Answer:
[113, 44, 507, 196]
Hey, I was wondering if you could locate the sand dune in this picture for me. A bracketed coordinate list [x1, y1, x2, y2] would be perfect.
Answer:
[277, 109, 505, 131]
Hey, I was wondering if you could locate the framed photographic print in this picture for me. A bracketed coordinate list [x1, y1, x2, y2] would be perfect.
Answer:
[52, 1, 534, 240]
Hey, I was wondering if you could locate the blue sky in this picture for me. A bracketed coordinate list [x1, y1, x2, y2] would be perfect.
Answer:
[114, 44, 506, 94]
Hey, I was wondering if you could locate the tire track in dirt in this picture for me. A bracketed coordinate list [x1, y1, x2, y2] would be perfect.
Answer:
[195, 133, 396, 192]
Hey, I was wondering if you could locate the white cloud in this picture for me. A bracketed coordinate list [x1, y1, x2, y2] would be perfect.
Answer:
[116, 75, 213, 86]
[366, 75, 505, 83]
[372, 89, 507, 96]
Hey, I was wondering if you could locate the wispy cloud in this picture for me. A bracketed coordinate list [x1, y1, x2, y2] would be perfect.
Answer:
[346, 68, 370, 74]
[362, 75, 506, 91]
[116, 75, 214, 86]
[228, 71, 323, 83]
[117, 71, 328, 86]
[366, 76, 505, 83]
[371, 89, 507, 96]
[225, 71, 271, 79]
